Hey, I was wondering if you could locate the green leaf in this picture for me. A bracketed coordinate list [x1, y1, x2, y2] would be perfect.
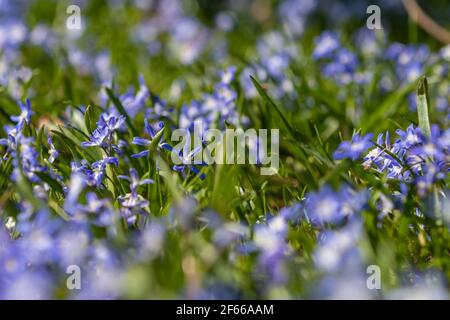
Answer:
[416, 76, 431, 138]
[36, 124, 45, 157]
[250, 76, 296, 138]
[149, 127, 165, 152]
[0, 157, 12, 191]
[35, 172, 64, 195]
[416, 77, 440, 221]
[51, 130, 84, 162]
[84, 104, 102, 135]
[363, 82, 416, 131]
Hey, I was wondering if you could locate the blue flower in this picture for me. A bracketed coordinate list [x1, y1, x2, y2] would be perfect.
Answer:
[240, 66, 267, 98]
[305, 185, 343, 225]
[385, 43, 429, 93]
[169, 17, 210, 65]
[333, 133, 373, 160]
[213, 221, 249, 248]
[406, 126, 449, 193]
[91, 157, 119, 186]
[179, 67, 240, 130]
[353, 27, 381, 57]
[415, 163, 446, 196]
[1, 270, 53, 300]
[313, 219, 362, 272]
[81, 112, 125, 149]
[279, 0, 316, 37]
[11, 99, 33, 129]
[15, 209, 61, 265]
[81, 125, 111, 148]
[362, 123, 448, 193]
[339, 187, 368, 217]
[12, 137, 46, 183]
[0, 19, 27, 50]
[363, 132, 407, 179]
[118, 169, 154, 225]
[131, 120, 171, 158]
[99, 112, 126, 132]
[171, 145, 207, 180]
[92, 156, 119, 169]
[322, 49, 359, 85]
[313, 31, 362, 85]
[253, 215, 290, 284]
[263, 53, 291, 80]
[218, 66, 236, 85]
[145, 96, 174, 121]
[47, 134, 59, 164]
[119, 75, 150, 118]
[305, 185, 366, 227]
[118, 168, 154, 196]
[0, 99, 34, 156]
[280, 202, 304, 222]
[394, 124, 422, 150]
[409, 126, 448, 161]
[71, 157, 118, 188]
[137, 221, 166, 260]
[313, 31, 340, 60]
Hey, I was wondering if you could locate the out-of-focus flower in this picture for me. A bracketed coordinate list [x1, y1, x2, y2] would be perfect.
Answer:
[385, 43, 429, 84]
[313, 31, 340, 60]
[313, 31, 366, 85]
[305, 185, 366, 225]
[146, 95, 174, 121]
[0, 19, 27, 50]
[169, 17, 211, 65]
[254, 215, 290, 284]
[386, 271, 448, 300]
[305, 186, 342, 225]
[1, 271, 52, 300]
[333, 133, 373, 161]
[313, 218, 364, 276]
[180, 67, 240, 131]
[279, 0, 316, 37]
[137, 221, 166, 260]
[119, 75, 150, 118]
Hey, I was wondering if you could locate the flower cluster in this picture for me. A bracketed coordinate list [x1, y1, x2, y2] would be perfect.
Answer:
[241, 32, 298, 101]
[334, 123, 449, 198]
[363, 125, 449, 193]
[0, 99, 47, 182]
[313, 31, 365, 85]
[180, 66, 241, 130]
